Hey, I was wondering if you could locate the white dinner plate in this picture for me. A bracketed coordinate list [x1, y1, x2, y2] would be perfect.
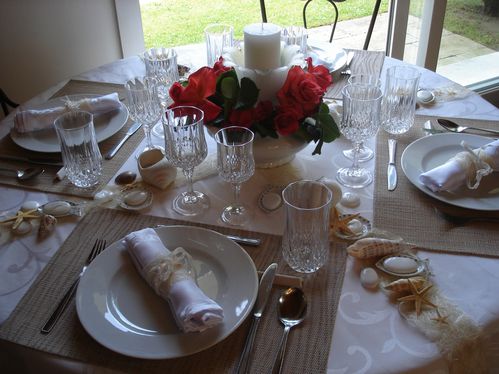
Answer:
[76, 225, 258, 359]
[10, 94, 128, 153]
[401, 133, 499, 211]
[307, 41, 347, 74]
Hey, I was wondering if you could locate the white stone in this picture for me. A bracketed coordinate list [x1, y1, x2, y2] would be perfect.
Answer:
[383, 256, 419, 274]
[360, 267, 379, 289]
[261, 191, 282, 211]
[42, 201, 72, 217]
[340, 192, 360, 208]
[12, 221, 32, 235]
[347, 219, 364, 234]
[21, 200, 40, 211]
[124, 190, 149, 206]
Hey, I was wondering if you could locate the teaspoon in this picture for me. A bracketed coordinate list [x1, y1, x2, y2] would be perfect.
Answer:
[437, 119, 499, 136]
[0, 167, 44, 181]
[272, 287, 307, 374]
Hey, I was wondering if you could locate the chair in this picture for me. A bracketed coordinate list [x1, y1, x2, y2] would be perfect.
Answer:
[259, 0, 346, 43]
[363, 0, 382, 50]
[0, 88, 19, 117]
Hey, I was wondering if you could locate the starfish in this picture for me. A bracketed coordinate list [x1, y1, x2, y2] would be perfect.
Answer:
[431, 309, 449, 325]
[397, 278, 437, 316]
[330, 207, 360, 236]
[0, 209, 40, 230]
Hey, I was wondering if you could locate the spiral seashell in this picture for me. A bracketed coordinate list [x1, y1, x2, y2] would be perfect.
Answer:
[346, 237, 415, 259]
[38, 214, 57, 239]
[384, 276, 428, 293]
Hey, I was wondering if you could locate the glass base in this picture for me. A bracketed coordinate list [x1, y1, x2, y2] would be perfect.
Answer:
[336, 167, 373, 188]
[343, 145, 374, 162]
[221, 204, 251, 226]
[173, 191, 210, 216]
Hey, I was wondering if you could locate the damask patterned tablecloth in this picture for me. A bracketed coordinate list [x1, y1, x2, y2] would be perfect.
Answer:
[1, 44, 499, 373]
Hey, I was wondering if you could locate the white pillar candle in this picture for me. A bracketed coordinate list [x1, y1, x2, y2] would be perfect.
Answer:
[243, 23, 281, 70]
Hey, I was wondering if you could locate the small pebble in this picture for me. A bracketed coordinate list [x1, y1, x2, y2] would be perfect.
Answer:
[383, 256, 419, 274]
[21, 201, 40, 212]
[340, 192, 360, 208]
[124, 190, 149, 206]
[42, 201, 72, 217]
[12, 221, 32, 235]
[115, 171, 137, 185]
[360, 267, 379, 289]
[347, 219, 364, 234]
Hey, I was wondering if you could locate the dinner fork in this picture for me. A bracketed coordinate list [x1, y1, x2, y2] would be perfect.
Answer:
[41, 238, 107, 334]
[340, 51, 355, 76]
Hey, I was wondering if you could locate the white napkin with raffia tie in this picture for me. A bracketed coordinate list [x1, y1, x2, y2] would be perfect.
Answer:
[13, 92, 121, 133]
[419, 139, 499, 192]
[123, 228, 224, 333]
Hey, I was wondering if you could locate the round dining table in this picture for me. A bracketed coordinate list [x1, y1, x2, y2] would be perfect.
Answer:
[1, 41, 498, 373]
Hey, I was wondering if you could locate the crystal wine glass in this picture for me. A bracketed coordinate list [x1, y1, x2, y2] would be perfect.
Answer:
[162, 106, 210, 216]
[336, 83, 383, 188]
[215, 126, 255, 226]
[124, 76, 162, 154]
[342, 74, 381, 163]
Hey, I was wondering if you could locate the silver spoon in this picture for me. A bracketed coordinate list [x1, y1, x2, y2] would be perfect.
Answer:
[0, 166, 44, 181]
[437, 119, 499, 136]
[272, 287, 307, 374]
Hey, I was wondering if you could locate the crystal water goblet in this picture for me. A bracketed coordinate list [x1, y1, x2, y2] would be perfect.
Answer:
[215, 126, 255, 226]
[162, 106, 210, 216]
[125, 76, 162, 154]
[336, 83, 383, 188]
[342, 74, 381, 163]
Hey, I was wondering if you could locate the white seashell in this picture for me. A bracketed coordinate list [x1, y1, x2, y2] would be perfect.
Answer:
[137, 149, 177, 190]
[347, 237, 412, 259]
[38, 214, 57, 239]
[124, 190, 148, 206]
[384, 276, 428, 293]
[41, 201, 71, 217]
[12, 220, 32, 235]
[261, 191, 282, 211]
[340, 192, 360, 208]
[383, 256, 418, 274]
[347, 219, 364, 234]
[360, 267, 379, 289]
[21, 200, 40, 212]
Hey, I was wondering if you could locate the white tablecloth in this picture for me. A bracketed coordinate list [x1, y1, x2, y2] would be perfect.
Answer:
[1, 43, 499, 373]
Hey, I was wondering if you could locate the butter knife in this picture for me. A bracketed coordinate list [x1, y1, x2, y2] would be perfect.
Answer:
[387, 139, 397, 191]
[105, 122, 142, 159]
[236, 263, 278, 374]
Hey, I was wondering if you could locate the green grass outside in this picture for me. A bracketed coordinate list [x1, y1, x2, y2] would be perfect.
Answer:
[140, 0, 498, 50]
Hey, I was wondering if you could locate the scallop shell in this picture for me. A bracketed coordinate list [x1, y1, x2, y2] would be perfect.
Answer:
[346, 238, 415, 259]
[384, 276, 428, 293]
[375, 254, 427, 277]
[38, 214, 57, 239]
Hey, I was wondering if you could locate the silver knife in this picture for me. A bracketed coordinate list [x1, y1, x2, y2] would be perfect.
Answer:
[387, 138, 397, 191]
[236, 263, 278, 374]
[105, 122, 142, 159]
[0, 155, 63, 167]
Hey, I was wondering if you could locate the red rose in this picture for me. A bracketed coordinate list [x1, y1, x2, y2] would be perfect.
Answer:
[229, 108, 256, 128]
[255, 100, 273, 122]
[306, 57, 332, 91]
[277, 66, 323, 116]
[274, 106, 301, 136]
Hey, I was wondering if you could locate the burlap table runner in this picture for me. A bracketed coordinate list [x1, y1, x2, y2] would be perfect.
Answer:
[374, 115, 499, 257]
[0, 208, 346, 373]
[0, 80, 144, 198]
[325, 49, 385, 99]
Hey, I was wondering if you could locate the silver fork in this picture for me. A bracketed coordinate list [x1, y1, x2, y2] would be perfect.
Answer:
[41, 238, 107, 334]
[340, 51, 355, 76]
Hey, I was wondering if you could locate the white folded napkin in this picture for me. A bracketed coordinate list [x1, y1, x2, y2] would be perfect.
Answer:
[419, 139, 499, 192]
[13, 92, 121, 133]
[123, 227, 224, 333]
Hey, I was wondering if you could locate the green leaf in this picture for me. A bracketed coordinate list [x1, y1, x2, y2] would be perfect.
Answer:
[235, 77, 259, 110]
[317, 103, 340, 142]
[220, 76, 238, 100]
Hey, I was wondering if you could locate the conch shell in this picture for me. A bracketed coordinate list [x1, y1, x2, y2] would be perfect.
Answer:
[346, 238, 415, 259]
[384, 276, 428, 293]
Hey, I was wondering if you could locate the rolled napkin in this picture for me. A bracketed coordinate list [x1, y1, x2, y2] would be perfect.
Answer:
[419, 139, 499, 192]
[123, 227, 224, 333]
[13, 92, 121, 133]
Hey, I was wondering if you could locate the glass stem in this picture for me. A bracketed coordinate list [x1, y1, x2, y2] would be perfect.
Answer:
[233, 183, 241, 206]
[183, 167, 195, 195]
[144, 124, 154, 149]
[352, 142, 361, 170]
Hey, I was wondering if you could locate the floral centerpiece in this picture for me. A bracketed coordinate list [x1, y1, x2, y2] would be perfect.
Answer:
[168, 47, 340, 157]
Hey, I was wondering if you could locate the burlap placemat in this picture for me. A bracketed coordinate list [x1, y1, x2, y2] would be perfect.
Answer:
[0, 208, 346, 373]
[325, 49, 385, 99]
[0, 80, 144, 198]
[374, 115, 499, 257]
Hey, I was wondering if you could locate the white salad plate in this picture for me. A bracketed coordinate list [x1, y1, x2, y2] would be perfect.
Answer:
[307, 41, 347, 74]
[401, 133, 498, 211]
[10, 94, 128, 153]
[76, 225, 258, 359]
